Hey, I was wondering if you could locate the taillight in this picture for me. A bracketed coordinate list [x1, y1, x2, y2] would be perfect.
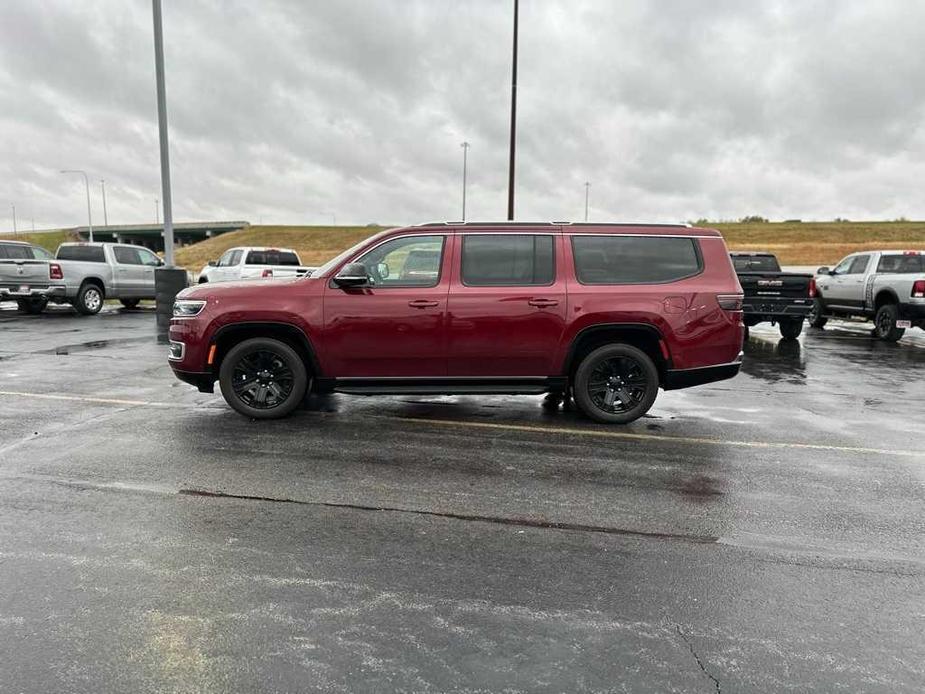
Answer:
[808, 277, 817, 298]
[261, 268, 273, 278]
[913, 280, 925, 298]
[49, 263, 63, 280]
[716, 294, 744, 311]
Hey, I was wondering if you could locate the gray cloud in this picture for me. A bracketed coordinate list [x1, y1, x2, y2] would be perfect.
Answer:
[2, 0, 925, 231]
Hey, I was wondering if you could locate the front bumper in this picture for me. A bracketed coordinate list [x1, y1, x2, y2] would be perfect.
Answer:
[170, 367, 216, 393]
[0, 284, 67, 300]
[663, 352, 744, 390]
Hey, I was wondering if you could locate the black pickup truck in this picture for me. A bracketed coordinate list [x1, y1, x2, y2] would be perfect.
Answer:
[731, 252, 815, 340]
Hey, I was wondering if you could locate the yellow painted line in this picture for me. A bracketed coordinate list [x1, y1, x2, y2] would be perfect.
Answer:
[382, 415, 924, 458]
[1, 389, 920, 458]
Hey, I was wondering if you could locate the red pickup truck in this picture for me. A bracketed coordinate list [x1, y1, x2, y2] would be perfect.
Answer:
[168, 222, 744, 424]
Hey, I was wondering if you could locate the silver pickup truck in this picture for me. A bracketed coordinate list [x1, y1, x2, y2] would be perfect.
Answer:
[0, 240, 163, 315]
[810, 250, 925, 341]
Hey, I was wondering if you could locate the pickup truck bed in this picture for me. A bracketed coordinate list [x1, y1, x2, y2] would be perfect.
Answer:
[731, 252, 814, 340]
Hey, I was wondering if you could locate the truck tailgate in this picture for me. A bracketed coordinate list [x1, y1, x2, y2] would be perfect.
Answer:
[0, 260, 51, 283]
[738, 272, 812, 298]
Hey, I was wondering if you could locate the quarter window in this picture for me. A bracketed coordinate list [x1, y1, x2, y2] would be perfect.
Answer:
[355, 235, 444, 288]
[461, 234, 555, 286]
[572, 236, 701, 284]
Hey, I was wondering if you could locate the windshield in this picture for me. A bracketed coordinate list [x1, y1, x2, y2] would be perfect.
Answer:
[310, 229, 393, 278]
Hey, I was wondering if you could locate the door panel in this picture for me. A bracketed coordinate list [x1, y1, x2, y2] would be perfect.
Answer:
[112, 246, 146, 296]
[323, 235, 450, 377]
[447, 233, 567, 376]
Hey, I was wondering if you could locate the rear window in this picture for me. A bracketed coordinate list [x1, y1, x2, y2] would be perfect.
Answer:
[876, 254, 924, 274]
[572, 235, 702, 284]
[0, 243, 32, 260]
[57, 245, 106, 262]
[245, 250, 300, 266]
[732, 255, 780, 272]
[461, 234, 555, 286]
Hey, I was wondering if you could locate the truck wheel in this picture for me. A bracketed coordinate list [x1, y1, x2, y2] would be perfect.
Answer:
[807, 298, 828, 328]
[573, 343, 658, 424]
[779, 318, 803, 340]
[120, 299, 140, 309]
[75, 283, 104, 315]
[219, 337, 308, 419]
[17, 297, 48, 315]
[874, 304, 905, 342]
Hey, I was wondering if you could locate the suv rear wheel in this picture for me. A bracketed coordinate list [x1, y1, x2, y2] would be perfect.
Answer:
[219, 337, 308, 419]
[874, 303, 905, 342]
[573, 343, 659, 424]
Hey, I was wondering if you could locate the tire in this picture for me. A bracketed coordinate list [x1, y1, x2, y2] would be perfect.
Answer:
[219, 337, 308, 419]
[198, 277, 208, 284]
[743, 325, 750, 343]
[120, 299, 140, 309]
[75, 283, 104, 315]
[779, 318, 803, 340]
[873, 303, 905, 342]
[16, 297, 47, 315]
[573, 343, 659, 424]
[807, 298, 828, 328]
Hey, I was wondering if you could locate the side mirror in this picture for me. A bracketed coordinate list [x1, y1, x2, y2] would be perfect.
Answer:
[376, 262, 390, 279]
[157, 258, 165, 267]
[208, 260, 218, 267]
[333, 262, 369, 287]
[816, 266, 830, 275]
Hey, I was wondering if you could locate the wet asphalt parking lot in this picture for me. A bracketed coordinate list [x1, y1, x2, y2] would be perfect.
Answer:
[0, 302, 923, 693]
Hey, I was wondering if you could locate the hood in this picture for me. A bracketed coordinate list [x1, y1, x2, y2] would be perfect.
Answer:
[177, 276, 316, 301]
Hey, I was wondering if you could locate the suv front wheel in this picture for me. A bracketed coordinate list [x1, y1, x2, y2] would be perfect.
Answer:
[573, 343, 659, 424]
[219, 337, 309, 419]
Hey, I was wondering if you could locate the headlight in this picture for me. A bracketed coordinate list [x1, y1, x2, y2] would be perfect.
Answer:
[172, 299, 206, 317]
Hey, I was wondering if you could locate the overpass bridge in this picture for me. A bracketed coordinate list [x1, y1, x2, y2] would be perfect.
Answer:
[74, 221, 250, 252]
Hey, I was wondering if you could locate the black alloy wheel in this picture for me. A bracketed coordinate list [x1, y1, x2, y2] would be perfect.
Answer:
[573, 343, 659, 424]
[874, 303, 905, 342]
[219, 338, 308, 419]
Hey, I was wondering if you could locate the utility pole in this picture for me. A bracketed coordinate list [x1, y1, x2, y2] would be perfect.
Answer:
[11, 204, 16, 235]
[61, 170, 93, 242]
[152, 0, 175, 265]
[506, 0, 518, 220]
[155, 199, 159, 225]
[100, 179, 108, 227]
[584, 181, 590, 221]
[460, 141, 470, 221]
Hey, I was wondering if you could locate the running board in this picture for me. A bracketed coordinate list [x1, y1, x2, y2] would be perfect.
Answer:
[328, 376, 566, 397]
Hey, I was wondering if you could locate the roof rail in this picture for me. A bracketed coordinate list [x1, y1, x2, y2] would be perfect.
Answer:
[415, 220, 692, 228]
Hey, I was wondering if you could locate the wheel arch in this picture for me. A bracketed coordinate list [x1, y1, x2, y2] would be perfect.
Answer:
[210, 322, 321, 378]
[874, 289, 899, 310]
[562, 323, 668, 385]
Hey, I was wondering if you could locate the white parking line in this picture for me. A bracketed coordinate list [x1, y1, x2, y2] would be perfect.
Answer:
[1, 388, 921, 459]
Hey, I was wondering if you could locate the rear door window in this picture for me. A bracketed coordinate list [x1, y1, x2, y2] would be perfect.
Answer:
[460, 234, 555, 286]
[876, 254, 924, 273]
[56, 245, 106, 262]
[571, 235, 701, 284]
[113, 247, 142, 265]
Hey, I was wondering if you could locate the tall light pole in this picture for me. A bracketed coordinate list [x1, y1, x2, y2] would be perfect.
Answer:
[10, 204, 16, 235]
[152, 0, 175, 266]
[155, 198, 159, 225]
[460, 141, 470, 221]
[506, 0, 519, 221]
[61, 169, 93, 242]
[584, 181, 590, 221]
[100, 179, 108, 227]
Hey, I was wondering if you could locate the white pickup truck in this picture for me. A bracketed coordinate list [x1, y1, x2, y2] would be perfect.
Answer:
[810, 250, 925, 341]
[197, 246, 315, 283]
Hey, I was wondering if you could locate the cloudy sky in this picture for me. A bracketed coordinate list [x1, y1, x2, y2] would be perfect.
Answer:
[2, 0, 925, 231]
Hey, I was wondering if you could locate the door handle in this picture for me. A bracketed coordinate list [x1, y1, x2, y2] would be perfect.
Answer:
[527, 298, 558, 308]
[408, 299, 439, 308]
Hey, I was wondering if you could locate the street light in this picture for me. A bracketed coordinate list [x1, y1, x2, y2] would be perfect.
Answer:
[61, 169, 93, 242]
[506, 0, 519, 220]
[100, 179, 108, 227]
[584, 181, 590, 222]
[155, 198, 159, 225]
[460, 141, 470, 221]
[10, 203, 16, 235]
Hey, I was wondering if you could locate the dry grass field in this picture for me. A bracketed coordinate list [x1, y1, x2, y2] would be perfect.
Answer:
[6, 221, 925, 270]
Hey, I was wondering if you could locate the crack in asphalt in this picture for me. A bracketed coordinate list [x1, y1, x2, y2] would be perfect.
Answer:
[672, 622, 721, 694]
[177, 487, 720, 544]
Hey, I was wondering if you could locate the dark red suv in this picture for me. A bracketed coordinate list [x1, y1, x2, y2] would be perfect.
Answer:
[168, 222, 744, 423]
